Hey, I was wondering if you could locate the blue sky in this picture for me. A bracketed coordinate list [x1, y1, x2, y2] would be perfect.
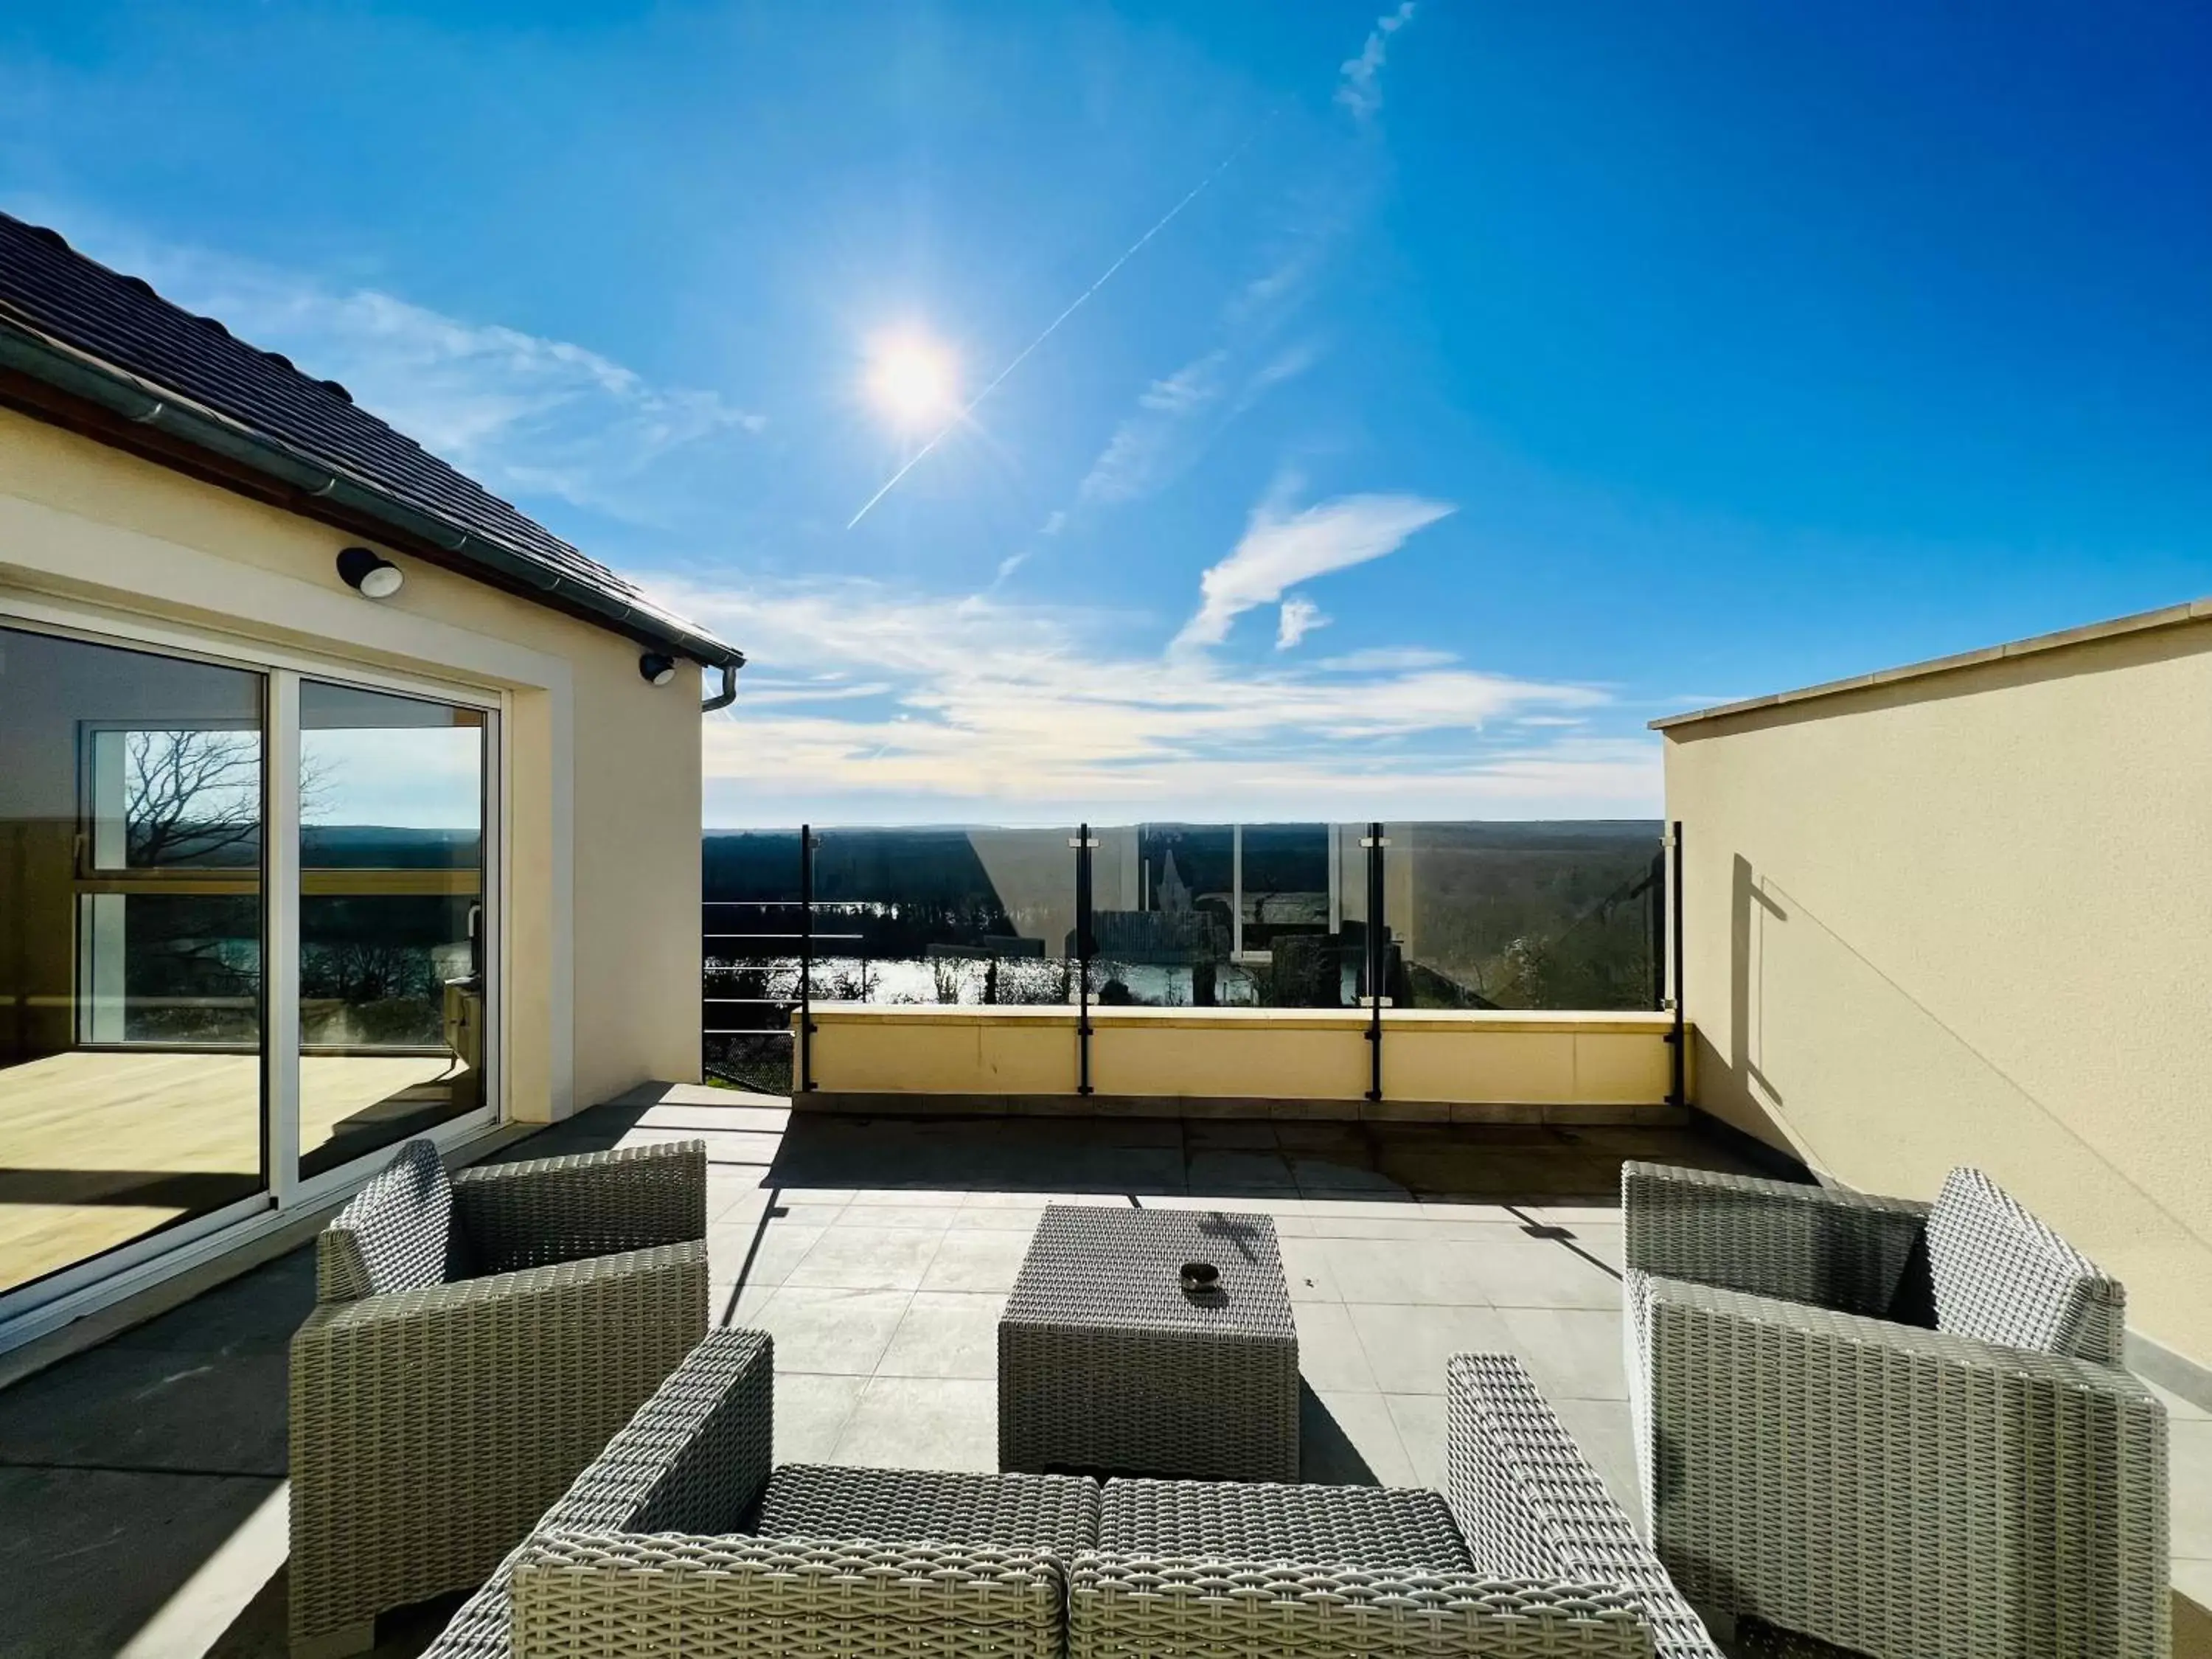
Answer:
[5, 1, 2208, 825]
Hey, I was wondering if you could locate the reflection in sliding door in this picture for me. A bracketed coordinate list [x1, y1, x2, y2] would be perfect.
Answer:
[298, 681, 489, 1180]
[0, 624, 267, 1295]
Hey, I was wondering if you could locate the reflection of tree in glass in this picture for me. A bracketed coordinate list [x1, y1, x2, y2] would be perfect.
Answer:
[125, 729, 260, 867]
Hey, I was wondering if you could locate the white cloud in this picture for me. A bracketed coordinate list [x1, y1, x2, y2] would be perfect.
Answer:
[1175, 487, 1454, 650]
[1276, 596, 1329, 650]
[34, 214, 763, 520]
[1074, 349, 1229, 509]
[1315, 647, 1458, 672]
[1338, 1, 1418, 122]
[647, 574, 1644, 824]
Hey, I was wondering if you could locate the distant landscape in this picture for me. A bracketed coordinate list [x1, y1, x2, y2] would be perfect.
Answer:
[702, 821, 1665, 1091]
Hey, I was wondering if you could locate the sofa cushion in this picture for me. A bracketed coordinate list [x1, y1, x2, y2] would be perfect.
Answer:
[315, 1138, 461, 1301]
[1924, 1166, 2124, 1362]
[1102, 1478, 1472, 1575]
[757, 1464, 1100, 1556]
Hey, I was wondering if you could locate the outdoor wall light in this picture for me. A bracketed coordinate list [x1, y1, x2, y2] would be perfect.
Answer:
[335, 546, 403, 599]
[639, 652, 678, 686]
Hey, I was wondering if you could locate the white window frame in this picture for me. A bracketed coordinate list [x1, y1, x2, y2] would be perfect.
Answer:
[0, 597, 511, 1335]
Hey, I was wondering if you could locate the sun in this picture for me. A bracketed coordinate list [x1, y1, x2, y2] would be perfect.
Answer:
[865, 331, 959, 426]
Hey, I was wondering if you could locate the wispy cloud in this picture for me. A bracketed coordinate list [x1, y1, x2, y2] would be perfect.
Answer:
[1073, 349, 1229, 509]
[1338, 1, 1419, 122]
[25, 209, 763, 521]
[1316, 647, 1458, 672]
[1175, 484, 1454, 650]
[647, 574, 1645, 824]
[1276, 594, 1329, 650]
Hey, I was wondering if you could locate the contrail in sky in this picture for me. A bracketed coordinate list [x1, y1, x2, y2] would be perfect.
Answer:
[846, 128, 1265, 529]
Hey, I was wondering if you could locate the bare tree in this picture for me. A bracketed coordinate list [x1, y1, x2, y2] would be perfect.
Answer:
[125, 729, 260, 866]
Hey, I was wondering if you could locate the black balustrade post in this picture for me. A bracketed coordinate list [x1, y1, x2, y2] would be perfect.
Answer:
[799, 824, 818, 1094]
[1072, 824, 1096, 1095]
[1363, 822, 1388, 1102]
[1666, 819, 1685, 1108]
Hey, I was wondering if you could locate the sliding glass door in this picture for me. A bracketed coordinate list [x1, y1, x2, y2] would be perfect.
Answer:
[0, 616, 499, 1311]
[298, 681, 489, 1179]
[0, 624, 268, 1295]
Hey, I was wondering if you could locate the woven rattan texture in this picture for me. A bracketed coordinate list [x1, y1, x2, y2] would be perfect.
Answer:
[316, 1138, 460, 1302]
[1101, 1477, 1472, 1574]
[1924, 1165, 2126, 1363]
[1068, 1554, 1658, 1658]
[513, 1534, 1067, 1659]
[1627, 1270, 2168, 1658]
[455, 1141, 707, 1275]
[759, 1464, 1102, 1554]
[420, 1329, 774, 1659]
[1619, 1161, 1928, 1318]
[289, 1143, 710, 1654]
[1446, 1353, 1717, 1659]
[1000, 1204, 1298, 1481]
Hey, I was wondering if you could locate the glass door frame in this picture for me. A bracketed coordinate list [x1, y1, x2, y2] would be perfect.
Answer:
[0, 593, 507, 1328]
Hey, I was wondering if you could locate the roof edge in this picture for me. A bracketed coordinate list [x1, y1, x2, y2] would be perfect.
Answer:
[0, 316, 745, 669]
[1651, 597, 2212, 733]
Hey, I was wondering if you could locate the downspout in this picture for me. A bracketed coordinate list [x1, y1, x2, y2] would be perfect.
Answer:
[700, 660, 743, 712]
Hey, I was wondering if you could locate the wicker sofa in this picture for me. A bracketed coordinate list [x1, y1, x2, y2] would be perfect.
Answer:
[289, 1137, 709, 1657]
[425, 1331, 1719, 1658]
[1623, 1161, 2170, 1658]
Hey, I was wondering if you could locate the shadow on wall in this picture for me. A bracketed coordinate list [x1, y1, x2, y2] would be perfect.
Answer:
[1697, 852, 2211, 1363]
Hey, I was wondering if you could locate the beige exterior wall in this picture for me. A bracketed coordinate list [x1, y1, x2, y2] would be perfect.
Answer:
[1663, 617, 2212, 1368]
[803, 1004, 1680, 1120]
[0, 406, 703, 1121]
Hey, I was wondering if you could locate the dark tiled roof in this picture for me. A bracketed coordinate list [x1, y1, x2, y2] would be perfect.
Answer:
[0, 211, 737, 663]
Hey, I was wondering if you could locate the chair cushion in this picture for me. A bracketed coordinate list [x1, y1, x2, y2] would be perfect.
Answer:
[315, 1138, 462, 1301]
[755, 1464, 1100, 1555]
[1924, 1166, 2124, 1362]
[1101, 1477, 1472, 1575]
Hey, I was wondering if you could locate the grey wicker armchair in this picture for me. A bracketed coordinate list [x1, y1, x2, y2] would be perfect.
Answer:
[289, 1137, 709, 1657]
[1622, 1161, 2169, 1659]
[430, 1327, 1101, 1659]
[1066, 1354, 1721, 1659]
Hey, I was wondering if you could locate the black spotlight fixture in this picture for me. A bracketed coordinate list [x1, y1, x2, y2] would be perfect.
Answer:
[335, 546, 403, 599]
[639, 652, 678, 687]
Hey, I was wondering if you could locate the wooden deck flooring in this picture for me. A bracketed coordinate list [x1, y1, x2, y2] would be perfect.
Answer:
[1, 1049, 453, 1293]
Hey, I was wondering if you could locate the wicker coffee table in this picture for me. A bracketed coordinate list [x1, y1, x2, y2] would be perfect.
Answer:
[998, 1204, 1299, 1481]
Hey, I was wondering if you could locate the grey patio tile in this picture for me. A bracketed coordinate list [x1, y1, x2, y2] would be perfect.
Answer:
[636, 1107, 791, 1135]
[1344, 1303, 1511, 1395]
[1522, 1202, 1625, 1225]
[1293, 1302, 1380, 1393]
[778, 1188, 863, 1205]
[1315, 1237, 1494, 1305]
[717, 1283, 776, 1329]
[0, 1465, 280, 1659]
[107, 1251, 315, 1356]
[766, 1203, 855, 1228]
[1183, 1149, 1299, 1191]
[1292, 1158, 1413, 1196]
[2174, 1418, 2212, 1560]
[1385, 1393, 1450, 1491]
[1495, 1308, 1629, 1401]
[0, 1344, 289, 1476]
[1271, 1121, 1371, 1152]
[1277, 1196, 1426, 1221]
[828, 1203, 958, 1232]
[1284, 1212, 1526, 1244]
[1277, 1237, 1341, 1303]
[785, 1227, 945, 1291]
[833, 1376, 998, 1473]
[2147, 1379, 2211, 1421]
[712, 1222, 825, 1289]
[1460, 1240, 1624, 1310]
[919, 1229, 1032, 1293]
[750, 1286, 911, 1375]
[709, 1181, 776, 1226]
[1183, 1120, 1281, 1149]
[1302, 1389, 1415, 1486]
[1551, 1398, 1643, 1533]
[876, 1292, 1004, 1380]
[947, 1205, 1046, 1233]
[964, 1189, 1122, 1208]
[773, 1371, 869, 1462]
[846, 1188, 969, 1208]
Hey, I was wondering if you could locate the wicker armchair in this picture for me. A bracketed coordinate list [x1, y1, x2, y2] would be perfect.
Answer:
[289, 1138, 709, 1657]
[1065, 1354, 1721, 1659]
[430, 1328, 1099, 1658]
[1622, 1161, 2169, 1658]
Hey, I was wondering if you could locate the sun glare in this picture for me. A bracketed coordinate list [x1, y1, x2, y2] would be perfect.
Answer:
[865, 331, 959, 426]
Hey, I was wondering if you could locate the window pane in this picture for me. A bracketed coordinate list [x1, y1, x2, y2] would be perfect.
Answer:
[298, 681, 487, 1179]
[0, 624, 265, 1296]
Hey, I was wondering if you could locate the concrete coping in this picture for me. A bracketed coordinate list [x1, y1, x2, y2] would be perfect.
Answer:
[1651, 595, 2212, 732]
[799, 1004, 1677, 1034]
